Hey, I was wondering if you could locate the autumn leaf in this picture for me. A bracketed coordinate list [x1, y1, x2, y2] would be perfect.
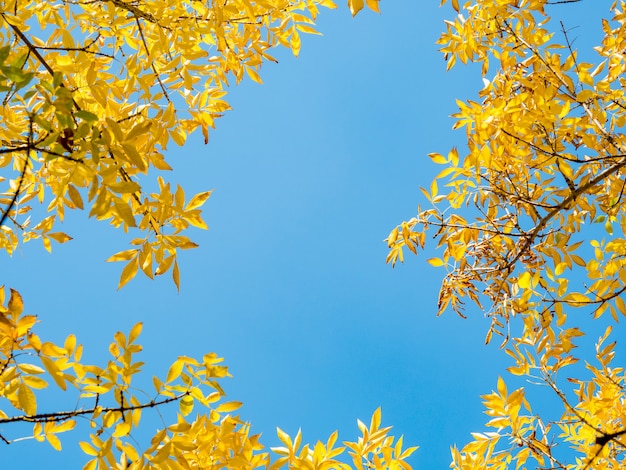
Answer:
[7, 288, 23, 316]
[17, 383, 37, 415]
[0, 1, 420, 469]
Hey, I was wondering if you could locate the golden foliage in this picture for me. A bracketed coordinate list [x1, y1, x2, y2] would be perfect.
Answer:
[0, 0, 411, 468]
[0, 286, 416, 468]
[388, 0, 626, 468]
[0, 0, 380, 289]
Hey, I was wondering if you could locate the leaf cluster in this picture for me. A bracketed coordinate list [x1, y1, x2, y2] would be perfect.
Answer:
[0, 286, 415, 469]
[0, 0, 378, 289]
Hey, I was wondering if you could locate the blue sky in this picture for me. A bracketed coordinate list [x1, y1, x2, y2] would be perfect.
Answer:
[0, 1, 615, 468]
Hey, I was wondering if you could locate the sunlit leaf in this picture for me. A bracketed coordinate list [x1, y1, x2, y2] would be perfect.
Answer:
[18, 383, 37, 415]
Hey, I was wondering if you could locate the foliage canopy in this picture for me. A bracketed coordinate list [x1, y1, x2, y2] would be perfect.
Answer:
[0, 0, 420, 468]
[0, 0, 379, 290]
[387, 0, 626, 468]
[10, 0, 626, 468]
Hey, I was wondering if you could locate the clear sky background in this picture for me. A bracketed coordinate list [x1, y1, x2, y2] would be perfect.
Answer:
[0, 1, 614, 468]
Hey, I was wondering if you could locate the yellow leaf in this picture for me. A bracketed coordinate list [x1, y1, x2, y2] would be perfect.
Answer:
[184, 213, 208, 230]
[114, 199, 137, 228]
[539, 310, 552, 329]
[118, 258, 139, 290]
[155, 255, 174, 276]
[564, 292, 589, 305]
[185, 191, 212, 210]
[428, 258, 444, 267]
[170, 127, 187, 146]
[18, 363, 45, 374]
[8, 288, 23, 316]
[139, 245, 153, 279]
[125, 120, 152, 142]
[448, 147, 459, 166]
[18, 383, 37, 415]
[53, 420, 76, 433]
[518, 272, 531, 289]
[47, 232, 73, 244]
[576, 89, 594, 102]
[179, 395, 194, 416]
[296, 24, 321, 35]
[290, 30, 301, 57]
[428, 152, 447, 165]
[43, 236, 52, 253]
[68, 184, 84, 209]
[22, 375, 48, 389]
[365, 0, 380, 13]
[64, 334, 76, 355]
[80, 441, 99, 457]
[166, 359, 183, 383]
[173, 260, 180, 292]
[113, 422, 131, 437]
[108, 181, 141, 194]
[277, 427, 293, 448]
[430, 178, 438, 198]
[128, 322, 143, 344]
[106, 249, 138, 263]
[215, 401, 242, 413]
[246, 66, 263, 84]
[46, 432, 61, 451]
[558, 100, 570, 119]
[348, 0, 364, 16]
[497, 376, 507, 398]
[370, 407, 381, 431]
[121, 143, 147, 171]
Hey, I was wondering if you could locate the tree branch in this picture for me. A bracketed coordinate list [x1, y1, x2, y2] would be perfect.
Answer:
[0, 392, 188, 426]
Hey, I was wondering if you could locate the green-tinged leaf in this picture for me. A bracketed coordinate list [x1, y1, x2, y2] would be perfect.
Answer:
[76, 110, 98, 122]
